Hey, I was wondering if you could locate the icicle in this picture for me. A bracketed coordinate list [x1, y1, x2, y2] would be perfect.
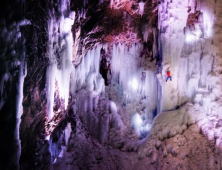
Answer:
[64, 123, 72, 146]
[16, 52, 27, 169]
[158, 0, 189, 111]
[46, 64, 56, 120]
[46, 1, 75, 119]
[202, 8, 214, 38]
[138, 2, 145, 16]
[71, 44, 103, 93]
[110, 43, 158, 137]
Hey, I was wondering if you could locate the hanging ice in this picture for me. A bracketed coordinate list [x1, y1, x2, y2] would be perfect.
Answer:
[64, 123, 72, 146]
[46, 0, 75, 120]
[138, 2, 145, 16]
[111, 43, 157, 137]
[71, 44, 105, 94]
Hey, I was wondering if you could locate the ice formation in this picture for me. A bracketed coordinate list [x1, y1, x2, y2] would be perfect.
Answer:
[138, 2, 145, 16]
[64, 123, 72, 146]
[46, 0, 75, 120]
[71, 44, 106, 94]
[110, 0, 114, 8]
[136, 0, 222, 153]
[111, 43, 157, 116]
[44, 0, 222, 166]
[16, 52, 27, 167]
[12, 0, 222, 168]
[132, 113, 143, 135]
[158, 0, 189, 111]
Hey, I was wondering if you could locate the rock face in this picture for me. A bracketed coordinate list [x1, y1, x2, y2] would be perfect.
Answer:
[1, 0, 222, 170]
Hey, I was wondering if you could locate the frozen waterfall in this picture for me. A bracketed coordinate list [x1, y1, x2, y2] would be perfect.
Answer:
[46, 0, 75, 120]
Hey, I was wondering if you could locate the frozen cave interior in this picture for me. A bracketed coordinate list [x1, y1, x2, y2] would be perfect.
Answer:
[2, 0, 222, 170]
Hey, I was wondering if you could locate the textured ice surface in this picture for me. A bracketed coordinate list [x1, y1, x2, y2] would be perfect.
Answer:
[50, 0, 222, 168]
[46, 0, 75, 120]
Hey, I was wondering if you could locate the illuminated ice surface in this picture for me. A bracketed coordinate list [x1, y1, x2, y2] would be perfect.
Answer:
[136, 0, 222, 157]
[46, 0, 75, 120]
[110, 43, 157, 136]
[47, 0, 222, 168]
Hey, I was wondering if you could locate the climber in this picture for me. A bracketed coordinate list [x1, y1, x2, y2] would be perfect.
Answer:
[166, 69, 172, 82]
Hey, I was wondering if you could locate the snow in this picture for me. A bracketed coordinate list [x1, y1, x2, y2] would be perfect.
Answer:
[150, 103, 204, 140]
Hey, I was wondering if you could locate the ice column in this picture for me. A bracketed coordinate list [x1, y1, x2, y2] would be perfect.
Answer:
[111, 43, 157, 135]
[16, 51, 27, 168]
[71, 44, 105, 94]
[158, 0, 189, 111]
[46, 0, 75, 120]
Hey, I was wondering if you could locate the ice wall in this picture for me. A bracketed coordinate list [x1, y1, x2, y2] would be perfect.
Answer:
[111, 43, 157, 113]
[71, 44, 105, 94]
[158, 0, 189, 111]
[46, 0, 75, 120]
[181, 0, 221, 117]
[70, 44, 109, 143]
[156, 0, 222, 136]
[111, 43, 157, 136]
[70, 42, 158, 140]
[158, 0, 217, 112]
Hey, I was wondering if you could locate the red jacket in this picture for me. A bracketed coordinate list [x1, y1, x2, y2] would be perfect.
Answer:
[167, 71, 171, 77]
